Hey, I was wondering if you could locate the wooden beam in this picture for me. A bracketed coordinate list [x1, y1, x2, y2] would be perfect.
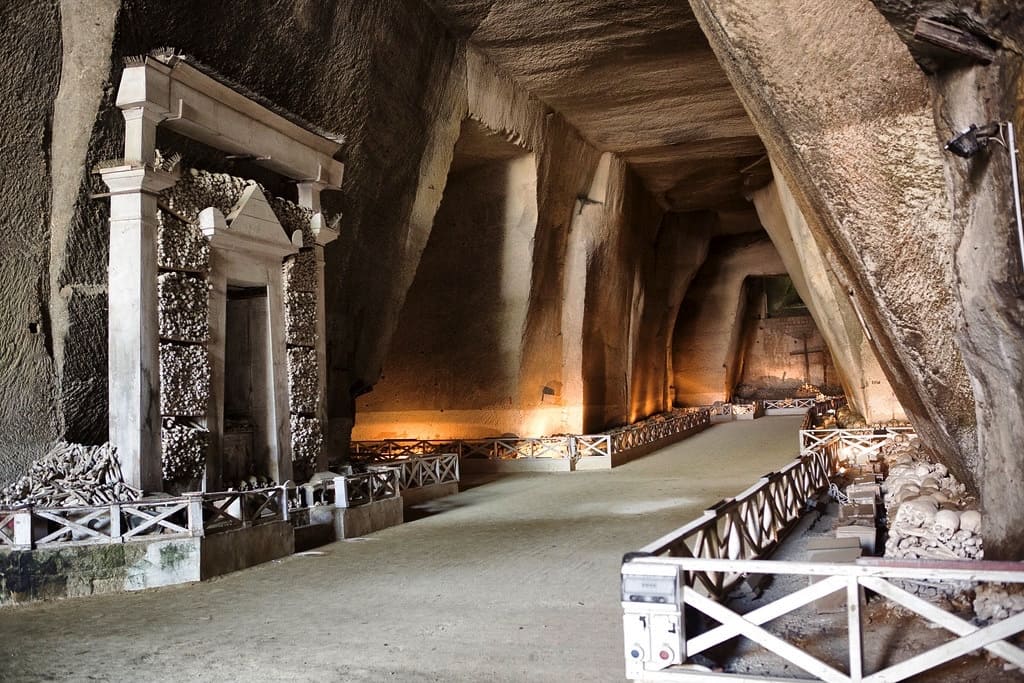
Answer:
[914, 18, 996, 64]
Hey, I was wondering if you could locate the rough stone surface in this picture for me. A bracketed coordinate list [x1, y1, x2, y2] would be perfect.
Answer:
[157, 210, 210, 274]
[0, 0, 62, 482]
[672, 233, 786, 406]
[157, 272, 209, 342]
[159, 343, 210, 416]
[283, 251, 317, 294]
[287, 347, 319, 416]
[284, 291, 317, 347]
[685, 0, 1020, 543]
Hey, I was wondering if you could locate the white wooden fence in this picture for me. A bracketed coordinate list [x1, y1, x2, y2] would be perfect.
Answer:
[350, 408, 711, 464]
[637, 437, 840, 599]
[623, 423, 1024, 681]
[0, 486, 290, 550]
[623, 556, 1024, 682]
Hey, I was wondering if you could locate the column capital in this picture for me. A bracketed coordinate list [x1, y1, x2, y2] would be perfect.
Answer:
[99, 164, 179, 196]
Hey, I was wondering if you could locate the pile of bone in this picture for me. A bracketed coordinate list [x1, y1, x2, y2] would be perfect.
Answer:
[161, 419, 208, 483]
[836, 405, 867, 428]
[158, 210, 210, 272]
[883, 444, 982, 598]
[0, 442, 142, 508]
[974, 583, 1024, 623]
[285, 290, 317, 346]
[232, 476, 278, 492]
[160, 343, 210, 416]
[283, 251, 317, 293]
[162, 168, 251, 224]
[269, 195, 313, 244]
[291, 415, 323, 471]
[287, 347, 319, 414]
[158, 272, 210, 341]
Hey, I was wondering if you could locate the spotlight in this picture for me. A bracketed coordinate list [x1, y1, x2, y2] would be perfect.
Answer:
[944, 122, 1003, 158]
[944, 120, 1024, 273]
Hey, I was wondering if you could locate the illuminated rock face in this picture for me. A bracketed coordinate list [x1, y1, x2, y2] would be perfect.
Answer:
[751, 175, 904, 424]
[2, 0, 1022, 555]
[672, 234, 786, 407]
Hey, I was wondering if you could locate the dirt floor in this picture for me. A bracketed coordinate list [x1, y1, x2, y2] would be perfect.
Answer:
[4, 416, 1015, 682]
[0, 418, 804, 682]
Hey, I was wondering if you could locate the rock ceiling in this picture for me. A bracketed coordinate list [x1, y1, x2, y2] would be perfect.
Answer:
[424, 0, 769, 212]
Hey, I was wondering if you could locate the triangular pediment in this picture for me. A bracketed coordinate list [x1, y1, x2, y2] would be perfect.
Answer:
[225, 184, 293, 248]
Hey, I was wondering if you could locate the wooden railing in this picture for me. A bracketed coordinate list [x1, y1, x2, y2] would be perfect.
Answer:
[334, 468, 400, 508]
[350, 409, 710, 464]
[369, 453, 459, 491]
[622, 556, 1024, 682]
[763, 397, 817, 410]
[0, 486, 290, 550]
[800, 427, 916, 458]
[636, 437, 840, 599]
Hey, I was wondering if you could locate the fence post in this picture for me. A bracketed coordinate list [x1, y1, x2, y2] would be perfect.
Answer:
[13, 508, 34, 549]
[109, 503, 123, 542]
[279, 486, 290, 522]
[186, 494, 204, 537]
[334, 476, 350, 508]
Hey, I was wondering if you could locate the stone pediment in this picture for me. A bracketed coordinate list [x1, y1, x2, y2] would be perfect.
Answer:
[200, 184, 302, 258]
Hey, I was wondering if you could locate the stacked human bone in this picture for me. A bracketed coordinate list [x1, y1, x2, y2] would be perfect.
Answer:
[158, 271, 210, 340]
[290, 415, 323, 476]
[974, 583, 1024, 623]
[161, 419, 208, 482]
[881, 439, 981, 598]
[287, 347, 319, 414]
[156, 164, 229, 485]
[0, 442, 141, 508]
[281, 206, 322, 480]
[159, 343, 210, 415]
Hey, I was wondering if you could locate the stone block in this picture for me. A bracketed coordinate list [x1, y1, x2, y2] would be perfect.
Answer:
[333, 497, 403, 539]
[836, 524, 879, 554]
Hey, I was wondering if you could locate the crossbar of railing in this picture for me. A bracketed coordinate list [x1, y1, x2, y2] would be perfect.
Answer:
[351, 409, 712, 464]
[0, 486, 290, 549]
[637, 438, 841, 599]
[623, 556, 1024, 683]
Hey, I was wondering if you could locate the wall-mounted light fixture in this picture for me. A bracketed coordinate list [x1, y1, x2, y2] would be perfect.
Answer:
[944, 121, 1024, 273]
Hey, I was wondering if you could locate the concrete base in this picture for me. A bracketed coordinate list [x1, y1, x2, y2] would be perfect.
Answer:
[199, 522, 294, 579]
[331, 497, 404, 539]
[710, 414, 734, 423]
[459, 457, 573, 474]
[0, 522, 296, 606]
[400, 482, 459, 508]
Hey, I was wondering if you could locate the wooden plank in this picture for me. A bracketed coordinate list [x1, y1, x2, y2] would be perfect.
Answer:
[847, 576, 863, 682]
[861, 577, 1024, 669]
[687, 575, 848, 655]
[683, 587, 851, 683]
[863, 611, 1024, 683]
[914, 18, 996, 63]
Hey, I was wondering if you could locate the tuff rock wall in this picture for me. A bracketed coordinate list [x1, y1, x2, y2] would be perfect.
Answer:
[672, 233, 786, 406]
[689, 0, 1023, 556]
[751, 174, 905, 423]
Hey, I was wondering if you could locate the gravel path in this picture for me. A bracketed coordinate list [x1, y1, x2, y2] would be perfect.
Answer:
[0, 417, 804, 683]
